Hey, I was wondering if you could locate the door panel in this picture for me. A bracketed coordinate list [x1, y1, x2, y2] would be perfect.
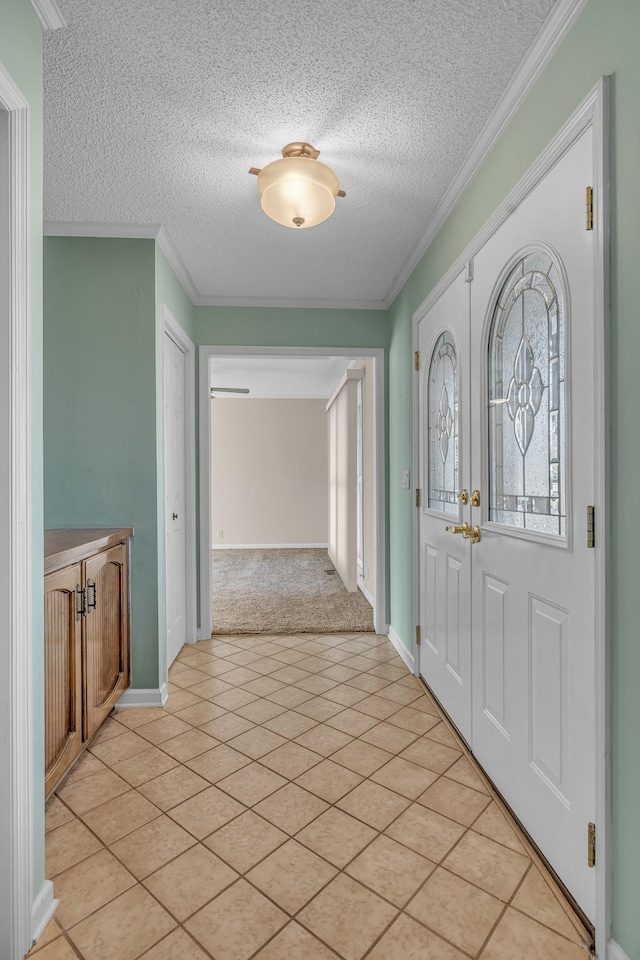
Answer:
[84, 545, 128, 740]
[529, 596, 569, 797]
[44, 564, 83, 796]
[481, 573, 509, 737]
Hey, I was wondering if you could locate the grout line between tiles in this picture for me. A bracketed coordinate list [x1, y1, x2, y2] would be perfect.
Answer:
[48, 632, 591, 960]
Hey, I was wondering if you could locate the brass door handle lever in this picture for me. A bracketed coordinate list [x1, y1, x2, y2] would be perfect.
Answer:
[445, 522, 481, 544]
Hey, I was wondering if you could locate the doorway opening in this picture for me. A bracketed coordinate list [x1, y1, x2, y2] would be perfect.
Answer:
[199, 347, 386, 639]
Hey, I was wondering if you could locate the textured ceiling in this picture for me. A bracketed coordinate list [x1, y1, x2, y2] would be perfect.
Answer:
[210, 356, 353, 399]
[43, 0, 557, 307]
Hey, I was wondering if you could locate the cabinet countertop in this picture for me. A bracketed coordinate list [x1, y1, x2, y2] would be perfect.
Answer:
[44, 528, 134, 574]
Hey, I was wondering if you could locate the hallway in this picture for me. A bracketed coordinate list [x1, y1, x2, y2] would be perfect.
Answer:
[211, 550, 374, 635]
[40, 632, 591, 960]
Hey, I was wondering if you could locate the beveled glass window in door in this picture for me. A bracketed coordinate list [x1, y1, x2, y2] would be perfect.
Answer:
[427, 331, 459, 515]
[488, 251, 566, 536]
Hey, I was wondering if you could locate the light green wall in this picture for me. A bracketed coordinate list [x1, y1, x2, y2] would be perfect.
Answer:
[44, 238, 162, 689]
[387, 0, 640, 954]
[194, 305, 388, 350]
[1, 0, 45, 900]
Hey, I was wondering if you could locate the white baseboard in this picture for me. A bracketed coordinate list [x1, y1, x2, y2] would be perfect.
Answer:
[387, 625, 415, 674]
[31, 879, 58, 947]
[357, 577, 375, 609]
[211, 543, 329, 550]
[608, 940, 632, 960]
[116, 683, 168, 708]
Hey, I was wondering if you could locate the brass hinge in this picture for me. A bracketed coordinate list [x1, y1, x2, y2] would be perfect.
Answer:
[587, 505, 595, 548]
[416, 488, 421, 508]
[414, 350, 420, 371]
[586, 186, 593, 231]
[416, 625, 421, 646]
[588, 822, 596, 867]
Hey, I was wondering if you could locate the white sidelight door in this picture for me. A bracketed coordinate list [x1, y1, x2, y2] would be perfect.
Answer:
[164, 332, 188, 667]
[417, 126, 598, 920]
[418, 271, 473, 743]
[469, 126, 596, 918]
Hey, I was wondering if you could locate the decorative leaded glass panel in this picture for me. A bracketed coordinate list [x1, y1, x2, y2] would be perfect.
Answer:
[427, 332, 459, 515]
[488, 251, 566, 536]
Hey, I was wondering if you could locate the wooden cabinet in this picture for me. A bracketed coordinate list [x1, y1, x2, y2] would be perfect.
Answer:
[44, 529, 132, 796]
[44, 564, 83, 797]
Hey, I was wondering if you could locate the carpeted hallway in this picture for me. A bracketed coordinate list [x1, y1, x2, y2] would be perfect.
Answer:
[211, 549, 375, 635]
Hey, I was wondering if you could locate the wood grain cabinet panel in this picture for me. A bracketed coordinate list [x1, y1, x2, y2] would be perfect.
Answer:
[44, 564, 83, 797]
[84, 544, 129, 740]
[44, 529, 132, 796]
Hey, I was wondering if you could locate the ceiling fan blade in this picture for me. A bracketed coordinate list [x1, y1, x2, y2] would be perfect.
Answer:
[210, 386, 250, 394]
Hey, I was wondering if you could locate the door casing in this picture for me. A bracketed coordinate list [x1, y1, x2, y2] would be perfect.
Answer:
[162, 305, 197, 679]
[411, 78, 610, 957]
[199, 345, 387, 637]
[0, 58, 57, 957]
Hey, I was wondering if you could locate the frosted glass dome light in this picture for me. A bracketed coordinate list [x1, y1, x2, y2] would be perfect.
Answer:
[249, 142, 346, 229]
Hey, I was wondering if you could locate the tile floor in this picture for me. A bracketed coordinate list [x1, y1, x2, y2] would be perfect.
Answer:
[37, 633, 593, 960]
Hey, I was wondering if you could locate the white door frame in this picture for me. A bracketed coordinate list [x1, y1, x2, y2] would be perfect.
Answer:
[162, 305, 197, 673]
[412, 79, 610, 956]
[199, 345, 387, 637]
[0, 60, 55, 958]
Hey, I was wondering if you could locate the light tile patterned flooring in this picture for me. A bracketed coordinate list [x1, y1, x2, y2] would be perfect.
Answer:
[38, 633, 593, 960]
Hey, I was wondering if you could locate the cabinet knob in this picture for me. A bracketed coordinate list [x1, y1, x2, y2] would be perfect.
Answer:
[172, 512, 178, 520]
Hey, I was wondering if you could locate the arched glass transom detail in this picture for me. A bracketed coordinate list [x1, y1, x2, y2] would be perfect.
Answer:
[488, 251, 566, 536]
[427, 331, 459, 515]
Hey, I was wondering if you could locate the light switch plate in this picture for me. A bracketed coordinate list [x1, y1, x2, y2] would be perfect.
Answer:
[401, 469, 411, 490]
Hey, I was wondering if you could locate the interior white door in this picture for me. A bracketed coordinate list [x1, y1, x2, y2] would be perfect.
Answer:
[469, 127, 596, 918]
[418, 271, 473, 742]
[164, 332, 187, 668]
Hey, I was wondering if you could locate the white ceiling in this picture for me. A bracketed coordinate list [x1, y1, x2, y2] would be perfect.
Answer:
[210, 356, 353, 399]
[43, 0, 558, 308]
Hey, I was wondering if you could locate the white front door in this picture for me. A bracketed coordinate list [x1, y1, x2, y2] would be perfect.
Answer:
[470, 126, 596, 918]
[418, 271, 473, 743]
[164, 332, 187, 667]
[417, 126, 597, 920]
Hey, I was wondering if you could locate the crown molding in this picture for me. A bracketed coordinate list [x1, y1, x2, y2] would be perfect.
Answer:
[44, 221, 161, 239]
[384, 0, 591, 307]
[29, 0, 65, 30]
[43, 221, 385, 310]
[43, 220, 201, 301]
[193, 293, 387, 311]
[155, 226, 200, 303]
[412, 79, 602, 326]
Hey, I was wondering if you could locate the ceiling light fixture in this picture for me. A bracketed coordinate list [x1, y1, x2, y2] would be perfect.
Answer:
[249, 142, 346, 229]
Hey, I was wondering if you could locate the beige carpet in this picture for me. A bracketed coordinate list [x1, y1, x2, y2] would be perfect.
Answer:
[211, 548, 374, 635]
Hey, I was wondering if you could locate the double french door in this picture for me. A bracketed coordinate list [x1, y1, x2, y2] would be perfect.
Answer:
[418, 126, 598, 920]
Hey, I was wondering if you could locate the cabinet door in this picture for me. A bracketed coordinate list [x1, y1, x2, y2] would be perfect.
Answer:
[45, 563, 83, 796]
[84, 543, 130, 739]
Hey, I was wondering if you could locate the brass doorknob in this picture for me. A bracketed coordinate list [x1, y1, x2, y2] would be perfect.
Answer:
[471, 490, 481, 507]
[457, 489, 469, 505]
